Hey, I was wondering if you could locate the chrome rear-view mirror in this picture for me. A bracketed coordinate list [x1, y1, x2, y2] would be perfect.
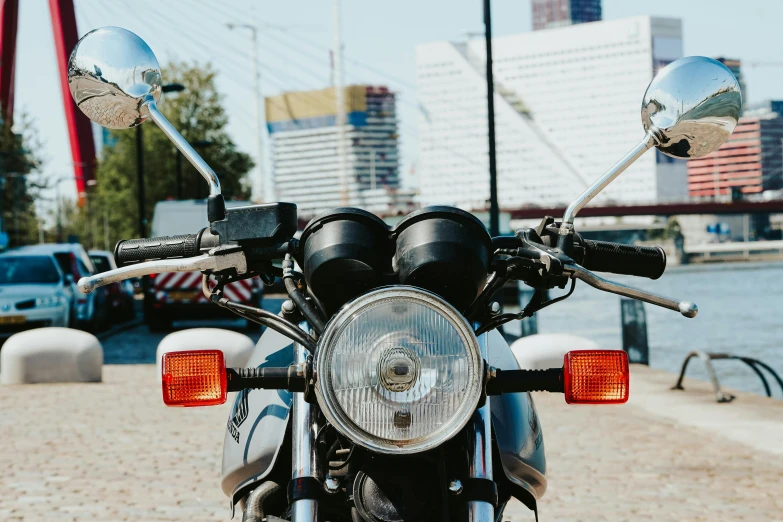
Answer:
[556, 56, 741, 248]
[68, 26, 162, 129]
[642, 56, 742, 159]
[68, 26, 225, 221]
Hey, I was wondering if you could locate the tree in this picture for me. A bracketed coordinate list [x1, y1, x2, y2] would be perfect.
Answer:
[61, 61, 254, 248]
[0, 116, 44, 247]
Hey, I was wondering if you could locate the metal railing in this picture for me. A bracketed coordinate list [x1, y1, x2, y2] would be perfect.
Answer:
[672, 350, 783, 403]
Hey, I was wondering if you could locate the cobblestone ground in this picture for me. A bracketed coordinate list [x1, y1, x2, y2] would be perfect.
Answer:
[1, 363, 782, 521]
[0, 365, 230, 521]
[506, 392, 783, 521]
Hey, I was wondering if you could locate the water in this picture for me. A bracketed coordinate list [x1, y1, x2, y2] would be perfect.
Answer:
[104, 270, 783, 398]
[530, 261, 783, 399]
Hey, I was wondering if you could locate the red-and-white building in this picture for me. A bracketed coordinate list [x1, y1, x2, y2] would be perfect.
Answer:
[686, 114, 783, 198]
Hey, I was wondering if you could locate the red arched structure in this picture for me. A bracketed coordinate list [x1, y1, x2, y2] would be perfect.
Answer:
[0, 0, 95, 199]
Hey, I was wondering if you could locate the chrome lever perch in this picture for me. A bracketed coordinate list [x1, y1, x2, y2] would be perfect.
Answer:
[77, 251, 248, 294]
[565, 264, 698, 318]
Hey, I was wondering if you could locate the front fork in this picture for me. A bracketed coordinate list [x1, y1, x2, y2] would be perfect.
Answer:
[289, 330, 495, 522]
[468, 333, 494, 522]
[292, 334, 319, 522]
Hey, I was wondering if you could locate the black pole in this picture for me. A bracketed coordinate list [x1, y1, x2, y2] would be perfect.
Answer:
[484, 0, 499, 237]
[136, 125, 146, 237]
[176, 150, 183, 200]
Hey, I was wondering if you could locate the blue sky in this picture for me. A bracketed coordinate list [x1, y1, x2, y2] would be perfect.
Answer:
[12, 0, 783, 206]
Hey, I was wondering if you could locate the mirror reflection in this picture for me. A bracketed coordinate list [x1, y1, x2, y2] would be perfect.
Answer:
[642, 56, 742, 159]
[68, 26, 162, 129]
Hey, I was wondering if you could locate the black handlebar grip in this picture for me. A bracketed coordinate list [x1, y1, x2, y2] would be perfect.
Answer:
[114, 233, 200, 267]
[580, 239, 667, 280]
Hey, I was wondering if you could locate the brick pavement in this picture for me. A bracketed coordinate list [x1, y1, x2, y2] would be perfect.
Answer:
[1, 365, 782, 521]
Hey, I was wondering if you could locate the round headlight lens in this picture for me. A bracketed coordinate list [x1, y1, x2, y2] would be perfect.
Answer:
[315, 287, 483, 454]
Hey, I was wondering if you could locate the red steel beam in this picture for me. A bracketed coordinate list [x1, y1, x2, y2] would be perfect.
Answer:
[507, 200, 783, 220]
[0, 0, 19, 122]
[49, 0, 95, 199]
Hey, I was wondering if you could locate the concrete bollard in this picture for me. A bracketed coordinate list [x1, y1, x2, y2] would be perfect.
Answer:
[510, 333, 603, 369]
[1, 327, 103, 384]
[156, 328, 256, 381]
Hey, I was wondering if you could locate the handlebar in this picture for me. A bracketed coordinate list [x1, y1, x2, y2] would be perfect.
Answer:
[114, 228, 220, 267]
[114, 233, 199, 266]
[579, 239, 666, 280]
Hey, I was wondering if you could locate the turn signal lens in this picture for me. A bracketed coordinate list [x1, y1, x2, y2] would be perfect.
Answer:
[563, 350, 629, 404]
[161, 350, 227, 407]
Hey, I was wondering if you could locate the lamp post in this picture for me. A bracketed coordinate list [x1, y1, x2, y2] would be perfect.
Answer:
[136, 83, 185, 237]
[226, 22, 267, 202]
[483, 0, 499, 237]
[54, 174, 97, 243]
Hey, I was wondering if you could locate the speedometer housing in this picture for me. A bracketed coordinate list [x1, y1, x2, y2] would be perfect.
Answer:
[314, 286, 484, 454]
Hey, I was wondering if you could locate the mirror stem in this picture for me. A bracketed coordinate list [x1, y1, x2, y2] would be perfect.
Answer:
[144, 99, 225, 221]
[557, 131, 656, 250]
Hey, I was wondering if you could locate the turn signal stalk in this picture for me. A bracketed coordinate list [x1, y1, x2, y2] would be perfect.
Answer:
[161, 351, 310, 407]
[485, 349, 629, 404]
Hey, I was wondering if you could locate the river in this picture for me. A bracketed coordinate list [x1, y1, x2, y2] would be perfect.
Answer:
[523, 261, 783, 399]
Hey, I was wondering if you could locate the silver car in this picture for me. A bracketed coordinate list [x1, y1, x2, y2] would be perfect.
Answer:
[0, 252, 73, 336]
[13, 244, 109, 331]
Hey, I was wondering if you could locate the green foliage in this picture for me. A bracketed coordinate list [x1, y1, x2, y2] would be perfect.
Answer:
[0, 116, 44, 247]
[61, 61, 253, 248]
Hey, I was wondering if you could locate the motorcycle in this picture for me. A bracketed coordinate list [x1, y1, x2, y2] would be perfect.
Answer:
[67, 27, 740, 522]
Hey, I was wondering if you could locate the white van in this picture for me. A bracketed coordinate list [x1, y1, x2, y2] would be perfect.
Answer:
[145, 200, 261, 331]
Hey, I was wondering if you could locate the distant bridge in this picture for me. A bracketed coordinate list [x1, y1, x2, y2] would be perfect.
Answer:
[506, 200, 783, 220]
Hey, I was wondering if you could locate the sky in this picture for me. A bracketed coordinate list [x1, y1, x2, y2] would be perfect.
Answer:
[11, 0, 783, 208]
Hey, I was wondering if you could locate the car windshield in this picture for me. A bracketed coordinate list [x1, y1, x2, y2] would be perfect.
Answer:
[0, 256, 61, 284]
[90, 255, 112, 274]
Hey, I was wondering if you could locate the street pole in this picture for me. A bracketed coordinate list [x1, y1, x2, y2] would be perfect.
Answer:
[136, 125, 146, 237]
[484, 0, 500, 237]
[56, 179, 63, 242]
[333, 0, 349, 206]
[227, 23, 267, 203]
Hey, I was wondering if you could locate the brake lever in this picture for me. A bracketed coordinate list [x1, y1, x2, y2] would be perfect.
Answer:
[77, 251, 248, 294]
[564, 264, 697, 318]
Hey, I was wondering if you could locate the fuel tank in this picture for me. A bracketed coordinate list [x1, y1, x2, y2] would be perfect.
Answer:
[220, 327, 547, 504]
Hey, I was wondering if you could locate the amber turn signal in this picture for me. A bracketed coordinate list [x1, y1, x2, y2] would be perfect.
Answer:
[563, 350, 629, 404]
[161, 350, 228, 407]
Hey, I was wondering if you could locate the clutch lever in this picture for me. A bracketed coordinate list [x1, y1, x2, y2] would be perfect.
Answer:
[564, 263, 698, 318]
[77, 251, 248, 294]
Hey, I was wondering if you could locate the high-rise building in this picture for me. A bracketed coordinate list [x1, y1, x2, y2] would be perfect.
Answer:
[416, 16, 685, 211]
[686, 114, 783, 198]
[532, 0, 602, 31]
[265, 86, 414, 218]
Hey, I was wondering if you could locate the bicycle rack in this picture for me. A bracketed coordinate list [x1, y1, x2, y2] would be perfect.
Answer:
[671, 350, 783, 403]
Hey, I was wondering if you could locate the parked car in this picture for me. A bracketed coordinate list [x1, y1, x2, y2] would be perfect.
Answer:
[144, 200, 262, 331]
[89, 250, 135, 322]
[13, 244, 110, 331]
[0, 251, 73, 336]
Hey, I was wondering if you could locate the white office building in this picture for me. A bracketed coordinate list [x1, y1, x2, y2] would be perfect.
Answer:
[416, 16, 686, 211]
[266, 85, 415, 219]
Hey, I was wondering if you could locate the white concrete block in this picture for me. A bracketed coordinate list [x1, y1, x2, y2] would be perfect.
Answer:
[156, 328, 255, 380]
[1, 327, 103, 384]
[511, 333, 611, 370]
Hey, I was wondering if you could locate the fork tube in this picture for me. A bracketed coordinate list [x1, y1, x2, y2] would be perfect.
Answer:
[291, 324, 318, 522]
[468, 332, 494, 522]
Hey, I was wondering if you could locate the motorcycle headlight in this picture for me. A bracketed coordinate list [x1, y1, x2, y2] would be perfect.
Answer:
[315, 287, 483, 454]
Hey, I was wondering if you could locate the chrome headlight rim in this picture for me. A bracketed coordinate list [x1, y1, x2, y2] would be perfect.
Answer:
[314, 286, 483, 455]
